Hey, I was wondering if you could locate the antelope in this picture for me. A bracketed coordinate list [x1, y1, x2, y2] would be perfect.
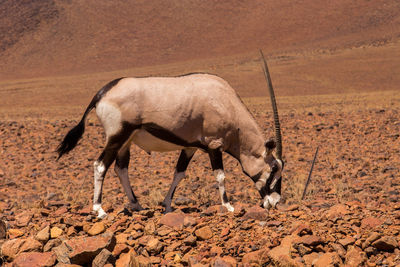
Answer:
[57, 51, 284, 219]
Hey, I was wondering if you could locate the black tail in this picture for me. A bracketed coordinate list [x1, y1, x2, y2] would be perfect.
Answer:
[56, 105, 93, 160]
[57, 77, 124, 160]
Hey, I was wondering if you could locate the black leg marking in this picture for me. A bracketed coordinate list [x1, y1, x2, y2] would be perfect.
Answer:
[114, 148, 143, 211]
[162, 149, 196, 213]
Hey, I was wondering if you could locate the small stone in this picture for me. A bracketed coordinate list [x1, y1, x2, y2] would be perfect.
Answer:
[345, 246, 366, 266]
[159, 213, 185, 229]
[361, 217, 383, 229]
[92, 248, 113, 267]
[372, 236, 398, 252]
[338, 236, 355, 248]
[144, 221, 156, 235]
[132, 255, 152, 266]
[242, 249, 269, 265]
[15, 213, 33, 227]
[88, 222, 106, 236]
[0, 219, 6, 239]
[50, 226, 63, 238]
[115, 249, 136, 267]
[268, 234, 301, 266]
[19, 237, 43, 254]
[8, 228, 24, 238]
[183, 235, 197, 246]
[243, 206, 268, 221]
[146, 237, 164, 254]
[35, 226, 50, 242]
[362, 232, 381, 249]
[313, 252, 342, 267]
[297, 235, 324, 246]
[1, 238, 26, 259]
[43, 238, 61, 252]
[195, 226, 213, 240]
[12, 252, 57, 267]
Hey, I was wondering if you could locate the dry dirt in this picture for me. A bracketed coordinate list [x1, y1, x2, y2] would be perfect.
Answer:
[1, 0, 400, 266]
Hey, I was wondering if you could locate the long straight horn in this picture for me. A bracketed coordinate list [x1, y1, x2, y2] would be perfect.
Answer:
[260, 50, 282, 160]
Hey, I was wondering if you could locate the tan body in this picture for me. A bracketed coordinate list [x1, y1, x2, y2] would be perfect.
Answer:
[97, 74, 268, 175]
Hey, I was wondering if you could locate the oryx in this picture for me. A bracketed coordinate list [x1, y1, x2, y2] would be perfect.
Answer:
[57, 51, 284, 218]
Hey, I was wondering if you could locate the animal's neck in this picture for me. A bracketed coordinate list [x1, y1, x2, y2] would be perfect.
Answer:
[228, 119, 267, 178]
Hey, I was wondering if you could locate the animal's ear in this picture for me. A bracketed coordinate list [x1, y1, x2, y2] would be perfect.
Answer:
[265, 139, 276, 155]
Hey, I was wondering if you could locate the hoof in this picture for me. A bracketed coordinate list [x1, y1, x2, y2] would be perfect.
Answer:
[126, 202, 144, 212]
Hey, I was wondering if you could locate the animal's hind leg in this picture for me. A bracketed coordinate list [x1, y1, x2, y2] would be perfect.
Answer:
[162, 148, 196, 213]
[114, 146, 143, 211]
[93, 127, 135, 218]
[208, 149, 234, 212]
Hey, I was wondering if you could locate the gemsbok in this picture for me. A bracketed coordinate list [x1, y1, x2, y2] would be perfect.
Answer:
[57, 51, 284, 218]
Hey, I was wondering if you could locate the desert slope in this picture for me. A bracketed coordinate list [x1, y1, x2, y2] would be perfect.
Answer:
[1, 0, 399, 79]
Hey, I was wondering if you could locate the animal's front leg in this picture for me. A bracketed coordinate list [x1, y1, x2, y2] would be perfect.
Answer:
[209, 149, 234, 212]
[162, 149, 196, 213]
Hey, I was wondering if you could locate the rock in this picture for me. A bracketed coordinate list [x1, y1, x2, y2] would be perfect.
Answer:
[12, 252, 57, 267]
[0, 219, 6, 239]
[58, 232, 116, 265]
[268, 234, 301, 267]
[159, 213, 185, 229]
[1, 238, 26, 259]
[15, 213, 32, 227]
[35, 225, 50, 242]
[115, 249, 136, 267]
[361, 217, 383, 229]
[144, 221, 156, 235]
[183, 234, 197, 246]
[92, 248, 113, 267]
[243, 206, 268, 221]
[303, 252, 321, 266]
[338, 236, 355, 248]
[132, 255, 152, 266]
[146, 237, 164, 254]
[195, 226, 213, 240]
[213, 256, 237, 267]
[50, 226, 63, 238]
[362, 232, 381, 249]
[313, 252, 342, 267]
[183, 216, 197, 227]
[325, 204, 349, 220]
[345, 246, 366, 266]
[51, 242, 71, 264]
[296, 235, 324, 247]
[19, 237, 43, 253]
[372, 236, 398, 252]
[88, 222, 106, 236]
[8, 228, 24, 238]
[330, 243, 346, 259]
[289, 222, 312, 236]
[242, 249, 269, 265]
[43, 238, 62, 252]
[112, 243, 129, 257]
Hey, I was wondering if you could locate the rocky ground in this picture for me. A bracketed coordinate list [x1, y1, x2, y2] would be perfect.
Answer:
[0, 91, 399, 266]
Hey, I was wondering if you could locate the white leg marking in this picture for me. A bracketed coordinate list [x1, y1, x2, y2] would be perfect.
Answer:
[214, 170, 234, 212]
[263, 192, 281, 209]
[93, 161, 107, 219]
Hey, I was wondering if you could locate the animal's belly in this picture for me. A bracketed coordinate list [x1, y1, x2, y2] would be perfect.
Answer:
[131, 129, 184, 152]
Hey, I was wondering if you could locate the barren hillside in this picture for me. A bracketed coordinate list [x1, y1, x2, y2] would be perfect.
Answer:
[1, 0, 399, 80]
